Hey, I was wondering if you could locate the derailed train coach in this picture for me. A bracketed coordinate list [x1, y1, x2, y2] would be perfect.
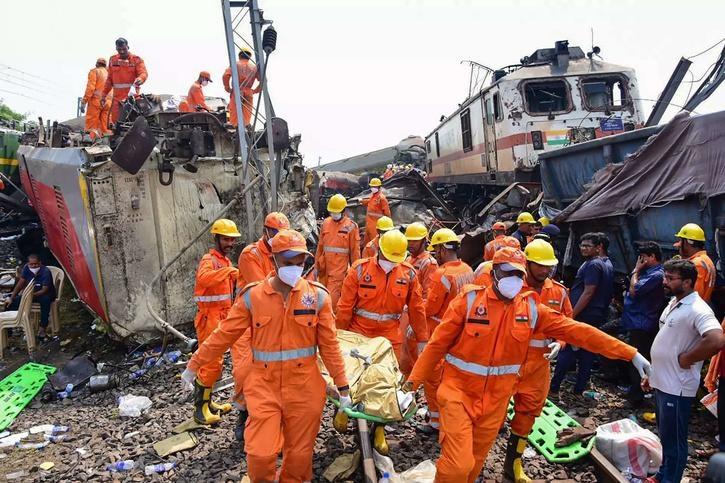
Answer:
[425, 41, 646, 199]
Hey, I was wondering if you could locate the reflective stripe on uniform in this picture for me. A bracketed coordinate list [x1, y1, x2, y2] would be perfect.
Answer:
[529, 339, 548, 348]
[440, 275, 451, 291]
[367, 210, 385, 217]
[354, 308, 401, 321]
[243, 290, 253, 310]
[445, 354, 520, 377]
[430, 315, 443, 323]
[356, 264, 364, 279]
[253, 345, 317, 362]
[465, 290, 476, 317]
[113, 83, 133, 88]
[527, 296, 538, 329]
[324, 246, 350, 254]
[194, 294, 232, 302]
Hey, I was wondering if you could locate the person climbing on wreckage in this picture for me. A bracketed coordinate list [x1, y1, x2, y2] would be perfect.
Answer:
[406, 247, 652, 483]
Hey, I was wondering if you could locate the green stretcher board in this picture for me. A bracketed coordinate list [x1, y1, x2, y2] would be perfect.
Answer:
[329, 396, 417, 424]
[507, 398, 596, 463]
[0, 362, 56, 431]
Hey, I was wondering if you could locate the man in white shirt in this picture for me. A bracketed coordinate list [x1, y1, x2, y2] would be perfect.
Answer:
[645, 259, 723, 483]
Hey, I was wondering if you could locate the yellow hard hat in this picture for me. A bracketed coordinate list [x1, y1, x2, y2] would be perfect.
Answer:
[327, 194, 347, 213]
[369, 178, 382, 187]
[240, 46, 253, 57]
[538, 216, 550, 226]
[674, 223, 705, 242]
[378, 230, 408, 263]
[210, 219, 241, 237]
[405, 222, 428, 241]
[524, 239, 558, 266]
[428, 228, 459, 249]
[516, 212, 535, 224]
[376, 216, 394, 232]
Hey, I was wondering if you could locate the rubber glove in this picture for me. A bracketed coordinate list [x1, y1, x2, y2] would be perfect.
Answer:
[339, 395, 352, 410]
[180, 368, 196, 392]
[632, 352, 652, 379]
[544, 341, 561, 360]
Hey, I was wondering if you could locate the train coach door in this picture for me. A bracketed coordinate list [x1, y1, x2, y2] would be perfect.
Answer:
[482, 94, 498, 173]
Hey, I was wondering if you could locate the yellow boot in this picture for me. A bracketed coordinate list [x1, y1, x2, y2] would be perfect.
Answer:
[503, 433, 532, 483]
[373, 425, 389, 455]
[333, 408, 349, 433]
[209, 397, 233, 415]
[193, 379, 221, 425]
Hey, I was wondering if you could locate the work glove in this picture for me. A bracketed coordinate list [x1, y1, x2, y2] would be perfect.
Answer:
[180, 368, 196, 392]
[339, 395, 352, 410]
[417, 342, 427, 354]
[544, 341, 562, 360]
[631, 352, 652, 379]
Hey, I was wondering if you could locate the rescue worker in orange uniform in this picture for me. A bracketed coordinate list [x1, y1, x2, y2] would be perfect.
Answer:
[362, 216, 394, 258]
[361, 178, 391, 247]
[223, 47, 261, 127]
[183, 229, 350, 482]
[383, 164, 394, 180]
[407, 247, 652, 483]
[484, 221, 518, 261]
[81, 57, 112, 138]
[101, 38, 148, 125]
[337, 230, 428, 361]
[505, 239, 572, 482]
[420, 228, 474, 434]
[400, 222, 438, 376]
[232, 211, 291, 442]
[191, 219, 240, 424]
[316, 194, 361, 309]
[180, 71, 212, 113]
[475, 235, 520, 286]
[674, 223, 715, 302]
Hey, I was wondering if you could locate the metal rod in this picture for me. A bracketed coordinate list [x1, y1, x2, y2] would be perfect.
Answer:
[645, 57, 692, 126]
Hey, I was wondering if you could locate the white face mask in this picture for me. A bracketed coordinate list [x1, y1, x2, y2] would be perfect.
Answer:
[29, 267, 40, 275]
[378, 259, 397, 273]
[497, 275, 524, 299]
[277, 265, 303, 287]
[331, 212, 342, 221]
[201, 80, 209, 87]
[370, 187, 379, 194]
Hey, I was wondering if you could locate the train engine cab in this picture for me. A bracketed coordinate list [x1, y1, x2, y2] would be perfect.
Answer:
[425, 41, 645, 187]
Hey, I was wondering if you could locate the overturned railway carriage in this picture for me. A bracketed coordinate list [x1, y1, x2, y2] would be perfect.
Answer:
[426, 41, 645, 193]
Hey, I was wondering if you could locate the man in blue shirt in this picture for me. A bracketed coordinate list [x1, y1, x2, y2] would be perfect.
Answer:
[621, 241, 665, 407]
[551, 232, 614, 396]
[6, 254, 56, 340]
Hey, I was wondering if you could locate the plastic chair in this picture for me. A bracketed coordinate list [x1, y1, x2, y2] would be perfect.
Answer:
[0, 282, 37, 359]
[30, 267, 65, 335]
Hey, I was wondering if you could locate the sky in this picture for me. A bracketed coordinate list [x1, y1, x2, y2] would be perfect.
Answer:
[2, 0, 724, 167]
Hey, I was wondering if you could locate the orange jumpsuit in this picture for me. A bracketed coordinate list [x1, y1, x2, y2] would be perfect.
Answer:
[315, 215, 360, 308]
[362, 236, 379, 259]
[182, 82, 210, 112]
[193, 249, 238, 387]
[689, 250, 716, 302]
[401, 251, 438, 376]
[231, 239, 275, 404]
[483, 235, 521, 261]
[361, 191, 391, 246]
[188, 278, 348, 482]
[83, 66, 111, 137]
[102, 53, 148, 124]
[337, 257, 428, 360]
[409, 286, 636, 483]
[511, 278, 572, 437]
[422, 260, 474, 430]
[223, 59, 260, 127]
[383, 168, 394, 180]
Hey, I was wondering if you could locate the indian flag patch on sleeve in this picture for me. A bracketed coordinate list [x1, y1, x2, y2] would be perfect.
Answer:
[545, 130, 569, 146]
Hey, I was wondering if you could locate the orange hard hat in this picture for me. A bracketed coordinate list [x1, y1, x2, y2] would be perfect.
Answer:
[264, 212, 290, 230]
[492, 246, 526, 274]
[199, 71, 212, 82]
[96, 57, 107, 66]
[500, 236, 521, 250]
[269, 229, 311, 257]
[492, 222, 506, 231]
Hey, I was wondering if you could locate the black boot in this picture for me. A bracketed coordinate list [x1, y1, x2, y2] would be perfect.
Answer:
[503, 433, 531, 483]
[193, 379, 221, 425]
[234, 409, 248, 443]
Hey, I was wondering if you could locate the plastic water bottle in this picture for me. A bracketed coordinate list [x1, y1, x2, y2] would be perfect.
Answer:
[380, 472, 391, 483]
[65, 383, 74, 394]
[44, 434, 67, 443]
[582, 390, 603, 401]
[129, 369, 147, 380]
[107, 460, 135, 472]
[164, 350, 181, 363]
[144, 462, 176, 475]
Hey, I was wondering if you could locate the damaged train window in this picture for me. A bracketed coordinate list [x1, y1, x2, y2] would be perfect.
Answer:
[460, 109, 472, 152]
[581, 76, 628, 111]
[493, 93, 503, 122]
[522, 79, 571, 115]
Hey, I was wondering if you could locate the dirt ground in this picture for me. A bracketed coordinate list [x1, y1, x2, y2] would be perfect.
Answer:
[0, 277, 719, 481]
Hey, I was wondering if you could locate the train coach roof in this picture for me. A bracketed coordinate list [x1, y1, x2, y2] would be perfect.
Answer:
[502, 58, 636, 81]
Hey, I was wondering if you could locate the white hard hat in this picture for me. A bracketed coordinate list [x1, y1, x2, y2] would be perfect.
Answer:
[387, 164, 392, 168]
